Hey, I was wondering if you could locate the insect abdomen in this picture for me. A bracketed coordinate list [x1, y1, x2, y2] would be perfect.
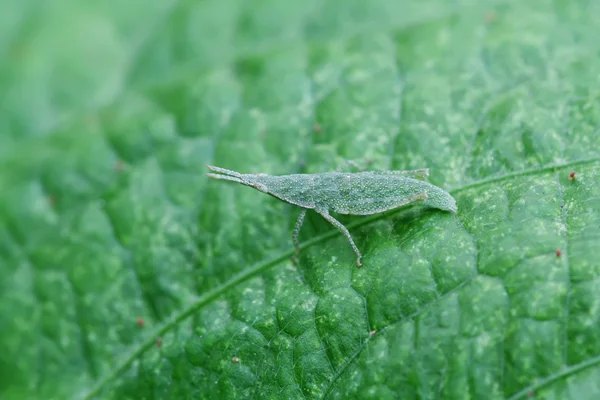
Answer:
[317, 173, 456, 215]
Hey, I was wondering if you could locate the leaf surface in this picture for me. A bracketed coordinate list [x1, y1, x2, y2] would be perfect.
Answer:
[1, 0, 600, 399]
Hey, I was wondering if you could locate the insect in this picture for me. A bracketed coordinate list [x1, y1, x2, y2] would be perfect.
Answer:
[206, 165, 457, 267]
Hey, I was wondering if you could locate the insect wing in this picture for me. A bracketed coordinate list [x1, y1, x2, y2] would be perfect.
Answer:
[325, 173, 455, 215]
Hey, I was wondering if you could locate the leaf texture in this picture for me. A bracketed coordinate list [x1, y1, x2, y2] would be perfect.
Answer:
[1, 0, 600, 399]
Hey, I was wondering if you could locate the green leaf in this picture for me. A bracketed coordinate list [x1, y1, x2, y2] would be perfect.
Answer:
[2, 0, 600, 399]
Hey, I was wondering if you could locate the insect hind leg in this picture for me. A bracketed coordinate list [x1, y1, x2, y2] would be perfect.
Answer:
[316, 210, 363, 267]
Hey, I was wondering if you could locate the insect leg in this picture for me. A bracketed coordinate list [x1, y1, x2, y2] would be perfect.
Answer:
[292, 208, 307, 256]
[316, 210, 363, 267]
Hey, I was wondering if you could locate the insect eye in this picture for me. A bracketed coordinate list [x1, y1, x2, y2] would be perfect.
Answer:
[254, 183, 268, 193]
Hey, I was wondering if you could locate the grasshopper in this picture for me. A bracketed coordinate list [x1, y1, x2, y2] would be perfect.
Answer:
[206, 165, 457, 267]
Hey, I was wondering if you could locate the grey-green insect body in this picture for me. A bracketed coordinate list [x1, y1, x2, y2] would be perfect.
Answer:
[206, 165, 457, 267]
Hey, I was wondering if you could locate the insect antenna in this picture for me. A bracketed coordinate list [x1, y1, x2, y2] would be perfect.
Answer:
[206, 165, 247, 184]
[206, 165, 244, 177]
[206, 173, 246, 184]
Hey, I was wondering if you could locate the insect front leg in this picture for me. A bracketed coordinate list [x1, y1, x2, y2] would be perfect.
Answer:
[292, 208, 307, 259]
[316, 210, 363, 267]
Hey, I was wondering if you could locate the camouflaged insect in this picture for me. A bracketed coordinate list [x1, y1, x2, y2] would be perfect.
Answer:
[206, 165, 457, 267]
